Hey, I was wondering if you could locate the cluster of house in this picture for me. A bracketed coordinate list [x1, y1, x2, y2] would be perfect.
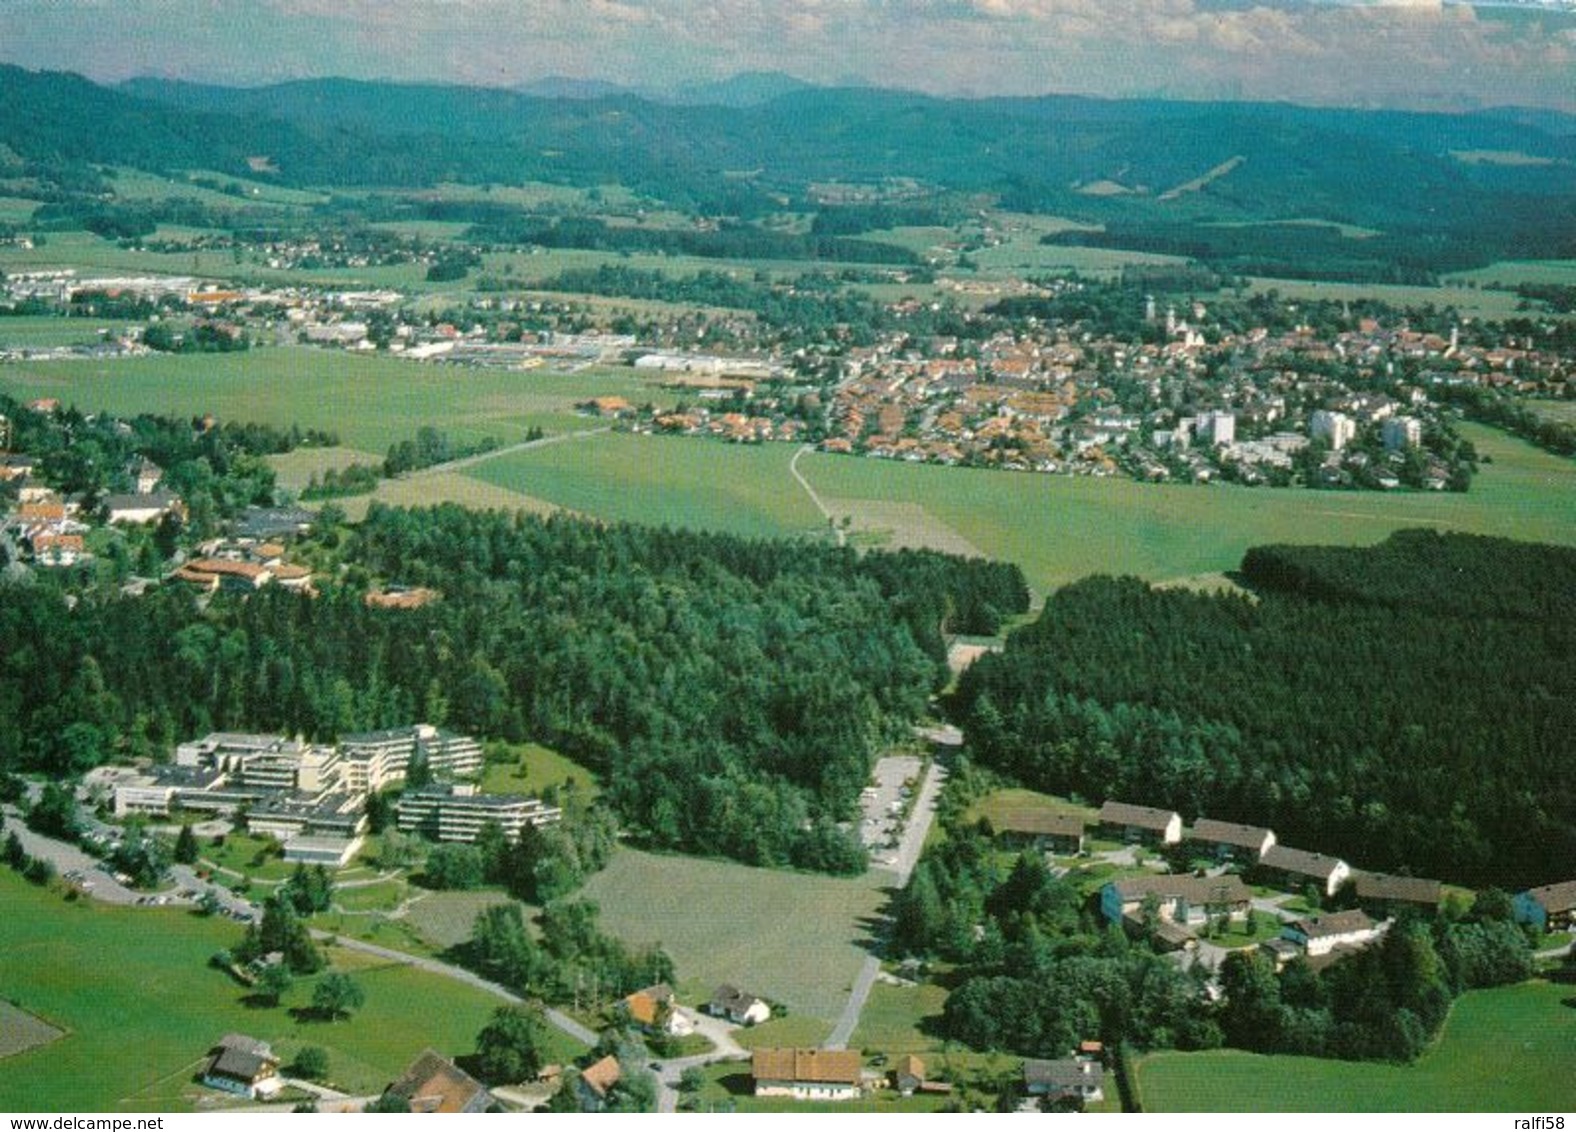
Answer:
[0, 447, 185, 568]
[997, 800, 1465, 967]
[112, 725, 559, 866]
[170, 537, 314, 595]
[202, 1035, 494, 1112]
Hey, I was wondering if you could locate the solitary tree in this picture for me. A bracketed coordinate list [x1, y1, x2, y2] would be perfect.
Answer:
[474, 1004, 548, 1084]
[257, 962, 293, 1007]
[311, 973, 365, 1021]
[292, 1046, 330, 1082]
[173, 824, 199, 865]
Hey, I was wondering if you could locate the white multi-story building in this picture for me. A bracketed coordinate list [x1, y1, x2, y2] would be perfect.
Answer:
[1197, 410, 1235, 448]
[1382, 416, 1423, 450]
[339, 724, 484, 792]
[397, 784, 562, 844]
[1311, 409, 1357, 450]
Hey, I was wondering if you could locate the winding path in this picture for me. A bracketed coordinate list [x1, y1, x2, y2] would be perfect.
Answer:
[790, 444, 844, 547]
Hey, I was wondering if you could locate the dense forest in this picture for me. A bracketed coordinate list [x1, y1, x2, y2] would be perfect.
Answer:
[0, 504, 1028, 873]
[953, 530, 1576, 890]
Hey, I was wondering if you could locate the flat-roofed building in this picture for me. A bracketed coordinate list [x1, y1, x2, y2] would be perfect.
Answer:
[397, 784, 561, 844]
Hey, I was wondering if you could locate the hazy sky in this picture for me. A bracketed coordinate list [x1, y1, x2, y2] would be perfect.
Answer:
[2, 0, 1573, 111]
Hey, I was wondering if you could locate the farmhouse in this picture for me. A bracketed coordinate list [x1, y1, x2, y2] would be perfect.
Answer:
[752, 1049, 864, 1101]
[995, 810, 1087, 855]
[575, 1055, 622, 1111]
[383, 1049, 492, 1114]
[1282, 910, 1387, 958]
[706, 984, 771, 1026]
[1258, 844, 1351, 898]
[1022, 1058, 1104, 1106]
[1097, 800, 1182, 846]
[1514, 880, 1576, 933]
[202, 1034, 281, 1099]
[1101, 873, 1252, 928]
[1188, 817, 1276, 862]
[620, 984, 694, 1037]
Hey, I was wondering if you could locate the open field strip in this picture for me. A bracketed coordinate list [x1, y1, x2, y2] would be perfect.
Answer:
[795, 422, 1576, 593]
[1134, 980, 1576, 1112]
[0, 348, 669, 451]
[579, 847, 889, 1025]
[1445, 258, 1576, 287]
[0, 1000, 65, 1059]
[817, 494, 987, 559]
[1242, 277, 1529, 320]
[0, 871, 529, 1111]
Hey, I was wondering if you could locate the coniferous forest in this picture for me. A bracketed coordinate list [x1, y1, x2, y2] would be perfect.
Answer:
[0, 504, 1029, 873]
[954, 530, 1576, 890]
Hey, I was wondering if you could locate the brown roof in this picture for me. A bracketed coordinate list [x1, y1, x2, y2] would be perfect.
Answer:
[997, 811, 1086, 839]
[1290, 909, 1377, 939]
[1261, 844, 1347, 881]
[1354, 872, 1442, 907]
[579, 1055, 622, 1098]
[1110, 873, 1251, 906]
[1099, 800, 1179, 831]
[183, 557, 269, 580]
[752, 1048, 862, 1087]
[386, 1049, 490, 1113]
[1190, 818, 1274, 850]
[1525, 879, 1576, 915]
[896, 1054, 925, 1082]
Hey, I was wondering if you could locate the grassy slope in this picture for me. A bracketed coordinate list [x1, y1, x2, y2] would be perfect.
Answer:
[578, 847, 888, 1025]
[0, 871, 576, 1112]
[1134, 980, 1576, 1112]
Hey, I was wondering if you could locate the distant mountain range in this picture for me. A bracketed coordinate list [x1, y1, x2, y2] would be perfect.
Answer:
[2, 64, 1574, 264]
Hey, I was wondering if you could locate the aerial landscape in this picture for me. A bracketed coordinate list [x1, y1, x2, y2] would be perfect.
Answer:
[1, 0, 1575, 1117]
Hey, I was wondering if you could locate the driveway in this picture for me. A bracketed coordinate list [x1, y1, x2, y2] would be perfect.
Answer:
[652, 1009, 750, 1113]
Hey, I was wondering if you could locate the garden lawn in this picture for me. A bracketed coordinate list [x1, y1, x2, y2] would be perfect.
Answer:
[579, 847, 889, 1026]
[0, 872, 524, 1111]
[1134, 980, 1576, 1111]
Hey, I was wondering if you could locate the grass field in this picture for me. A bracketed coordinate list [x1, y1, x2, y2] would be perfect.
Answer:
[0, 1000, 65, 1060]
[0, 316, 122, 347]
[579, 848, 889, 1025]
[794, 422, 1576, 593]
[0, 871, 549, 1111]
[470, 432, 828, 540]
[1242, 277, 1529, 320]
[969, 788, 1100, 831]
[1134, 980, 1576, 1112]
[0, 348, 671, 452]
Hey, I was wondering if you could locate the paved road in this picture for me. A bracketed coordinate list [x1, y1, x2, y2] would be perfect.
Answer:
[405, 426, 610, 477]
[314, 932, 599, 1047]
[825, 758, 949, 1051]
[652, 1009, 749, 1113]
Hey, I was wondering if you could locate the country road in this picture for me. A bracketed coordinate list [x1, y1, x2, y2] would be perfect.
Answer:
[790, 444, 843, 547]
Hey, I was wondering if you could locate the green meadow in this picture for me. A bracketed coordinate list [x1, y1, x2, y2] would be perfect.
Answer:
[0, 348, 669, 451]
[1134, 980, 1576, 1112]
[0, 871, 580, 1112]
[794, 422, 1576, 593]
[470, 431, 827, 540]
[579, 847, 889, 1026]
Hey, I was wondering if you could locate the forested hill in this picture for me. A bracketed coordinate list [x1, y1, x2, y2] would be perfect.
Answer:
[2, 65, 1574, 261]
[954, 530, 1576, 891]
[0, 505, 1028, 874]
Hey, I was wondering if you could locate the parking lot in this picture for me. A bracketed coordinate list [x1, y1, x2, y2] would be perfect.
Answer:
[857, 754, 923, 866]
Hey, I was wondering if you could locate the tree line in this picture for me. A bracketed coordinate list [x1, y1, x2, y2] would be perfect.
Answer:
[954, 531, 1576, 889]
